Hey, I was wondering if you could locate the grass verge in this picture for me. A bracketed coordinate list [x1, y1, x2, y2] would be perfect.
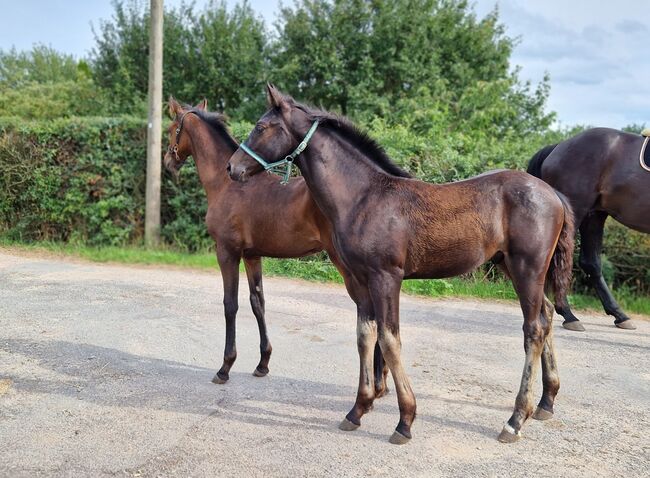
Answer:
[1, 239, 648, 316]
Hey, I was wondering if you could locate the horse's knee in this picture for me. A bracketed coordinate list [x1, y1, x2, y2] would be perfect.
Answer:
[223, 299, 238, 319]
[578, 255, 601, 278]
[249, 292, 264, 311]
[523, 321, 544, 344]
[357, 319, 377, 350]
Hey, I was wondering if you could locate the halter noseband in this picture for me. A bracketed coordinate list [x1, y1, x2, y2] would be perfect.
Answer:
[168, 110, 197, 161]
[238, 121, 319, 185]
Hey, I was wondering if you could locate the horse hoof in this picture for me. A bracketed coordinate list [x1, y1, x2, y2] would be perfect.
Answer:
[389, 430, 411, 445]
[532, 407, 553, 421]
[338, 418, 360, 432]
[562, 320, 586, 332]
[615, 320, 636, 330]
[253, 367, 269, 377]
[497, 426, 521, 443]
[211, 372, 228, 384]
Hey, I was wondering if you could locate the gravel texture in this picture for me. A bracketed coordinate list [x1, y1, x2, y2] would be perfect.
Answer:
[0, 250, 648, 477]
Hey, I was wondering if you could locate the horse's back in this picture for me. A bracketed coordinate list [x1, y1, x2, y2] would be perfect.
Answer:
[540, 127, 649, 226]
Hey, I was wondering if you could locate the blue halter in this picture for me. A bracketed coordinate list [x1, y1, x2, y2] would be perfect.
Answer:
[238, 121, 319, 184]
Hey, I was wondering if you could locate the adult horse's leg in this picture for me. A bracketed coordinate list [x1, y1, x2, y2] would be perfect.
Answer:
[499, 259, 547, 443]
[554, 276, 585, 331]
[213, 247, 240, 384]
[243, 257, 273, 377]
[533, 297, 560, 420]
[579, 212, 635, 329]
[552, 207, 586, 331]
[371, 272, 416, 445]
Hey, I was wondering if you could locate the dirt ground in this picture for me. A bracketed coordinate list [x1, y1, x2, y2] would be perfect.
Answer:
[0, 249, 648, 477]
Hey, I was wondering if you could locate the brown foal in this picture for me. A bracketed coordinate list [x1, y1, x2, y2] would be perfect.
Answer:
[228, 85, 575, 444]
[163, 98, 388, 394]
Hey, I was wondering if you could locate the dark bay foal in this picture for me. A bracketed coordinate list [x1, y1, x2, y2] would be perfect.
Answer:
[164, 98, 387, 393]
[228, 85, 575, 444]
[528, 127, 650, 331]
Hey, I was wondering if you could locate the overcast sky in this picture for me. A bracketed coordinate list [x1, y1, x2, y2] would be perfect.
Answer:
[1, 0, 648, 128]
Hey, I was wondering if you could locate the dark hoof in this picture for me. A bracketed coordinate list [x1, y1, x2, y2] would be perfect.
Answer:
[212, 372, 228, 384]
[338, 418, 360, 432]
[389, 430, 411, 445]
[615, 319, 636, 330]
[253, 367, 269, 377]
[532, 406, 553, 421]
[497, 425, 521, 443]
[562, 320, 586, 332]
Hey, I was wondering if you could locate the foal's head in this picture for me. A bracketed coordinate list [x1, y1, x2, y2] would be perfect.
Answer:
[228, 84, 312, 182]
[164, 96, 208, 179]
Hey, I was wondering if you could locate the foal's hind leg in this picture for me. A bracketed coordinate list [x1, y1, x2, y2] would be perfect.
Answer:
[244, 257, 272, 377]
[213, 248, 240, 384]
[499, 259, 547, 443]
[579, 212, 635, 329]
[533, 297, 560, 420]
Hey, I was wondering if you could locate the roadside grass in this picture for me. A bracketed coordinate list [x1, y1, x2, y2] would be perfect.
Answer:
[1, 239, 648, 316]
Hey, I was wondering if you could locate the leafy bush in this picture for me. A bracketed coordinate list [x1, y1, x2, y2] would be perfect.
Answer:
[0, 117, 146, 245]
[2, 115, 647, 295]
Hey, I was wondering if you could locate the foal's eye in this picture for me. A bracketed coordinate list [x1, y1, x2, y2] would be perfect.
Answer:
[255, 123, 268, 133]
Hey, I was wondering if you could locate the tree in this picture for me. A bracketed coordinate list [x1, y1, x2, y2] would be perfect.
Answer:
[271, 0, 553, 135]
[91, 0, 267, 120]
[0, 45, 79, 87]
[0, 46, 109, 118]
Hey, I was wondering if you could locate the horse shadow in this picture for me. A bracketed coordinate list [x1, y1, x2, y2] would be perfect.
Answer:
[2, 338, 501, 441]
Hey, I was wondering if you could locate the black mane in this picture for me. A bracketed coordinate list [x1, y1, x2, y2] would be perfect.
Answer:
[182, 106, 239, 150]
[293, 103, 412, 178]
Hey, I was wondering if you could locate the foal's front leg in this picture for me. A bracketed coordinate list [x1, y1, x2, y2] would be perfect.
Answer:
[373, 342, 389, 398]
[243, 257, 272, 377]
[339, 313, 378, 431]
[213, 248, 240, 384]
[372, 272, 416, 444]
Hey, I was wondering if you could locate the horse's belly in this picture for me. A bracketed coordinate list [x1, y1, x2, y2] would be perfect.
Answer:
[404, 242, 489, 279]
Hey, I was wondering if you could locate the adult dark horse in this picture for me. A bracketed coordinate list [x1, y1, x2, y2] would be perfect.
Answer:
[527, 127, 649, 331]
[164, 98, 388, 395]
[228, 85, 575, 445]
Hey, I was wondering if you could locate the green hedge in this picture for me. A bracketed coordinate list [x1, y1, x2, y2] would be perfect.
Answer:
[0, 116, 147, 245]
[0, 116, 647, 294]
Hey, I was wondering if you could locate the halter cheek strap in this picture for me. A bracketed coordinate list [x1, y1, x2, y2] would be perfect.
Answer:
[168, 110, 196, 160]
[239, 121, 319, 184]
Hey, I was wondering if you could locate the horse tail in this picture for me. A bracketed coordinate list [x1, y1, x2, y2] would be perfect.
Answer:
[546, 192, 575, 303]
[527, 144, 558, 178]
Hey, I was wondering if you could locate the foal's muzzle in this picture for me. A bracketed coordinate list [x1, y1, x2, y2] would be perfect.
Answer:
[227, 161, 248, 182]
[163, 152, 183, 181]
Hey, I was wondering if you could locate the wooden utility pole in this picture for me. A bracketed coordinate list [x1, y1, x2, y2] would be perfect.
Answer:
[145, 0, 163, 247]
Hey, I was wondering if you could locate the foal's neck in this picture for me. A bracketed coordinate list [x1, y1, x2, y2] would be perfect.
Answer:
[299, 128, 387, 225]
[185, 115, 236, 202]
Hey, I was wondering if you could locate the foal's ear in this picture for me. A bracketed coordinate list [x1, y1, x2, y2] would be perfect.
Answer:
[195, 98, 208, 111]
[168, 96, 182, 119]
[266, 83, 291, 115]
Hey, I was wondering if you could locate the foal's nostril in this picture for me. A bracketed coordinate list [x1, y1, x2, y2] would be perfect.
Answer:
[226, 163, 232, 174]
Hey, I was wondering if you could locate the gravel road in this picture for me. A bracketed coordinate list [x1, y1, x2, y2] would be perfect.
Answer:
[0, 249, 648, 477]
